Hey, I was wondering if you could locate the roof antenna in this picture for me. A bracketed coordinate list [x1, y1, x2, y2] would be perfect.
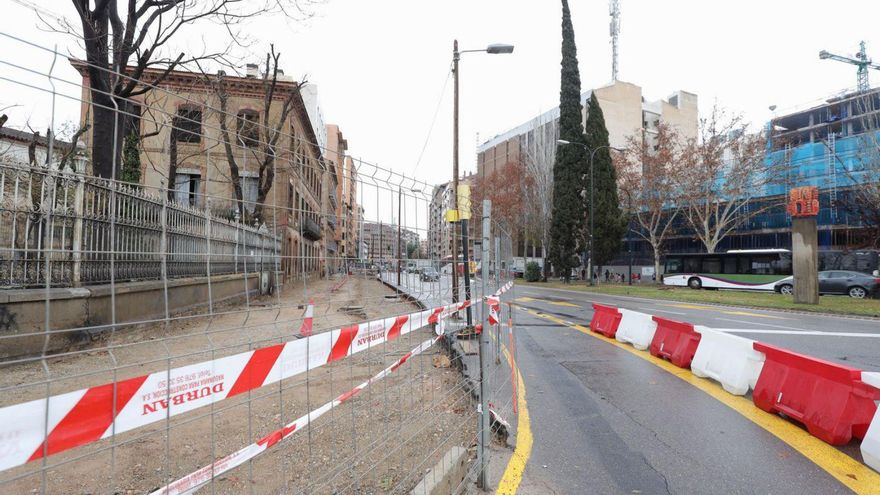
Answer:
[609, 0, 621, 82]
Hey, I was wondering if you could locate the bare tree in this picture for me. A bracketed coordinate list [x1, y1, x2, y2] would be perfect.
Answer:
[520, 116, 557, 271]
[471, 160, 532, 247]
[211, 46, 305, 224]
[619, 123, 685, 281]
[62, 0, 317, 179]
[677, 105, 784, 253]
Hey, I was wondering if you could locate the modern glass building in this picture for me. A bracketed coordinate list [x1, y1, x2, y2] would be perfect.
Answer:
[623, 87, 880, 263]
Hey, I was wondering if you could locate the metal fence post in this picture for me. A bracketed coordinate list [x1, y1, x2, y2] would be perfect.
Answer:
[71, 175, 84, 286]
[478, 199, 492, 490]
[494, 235, 501, 365]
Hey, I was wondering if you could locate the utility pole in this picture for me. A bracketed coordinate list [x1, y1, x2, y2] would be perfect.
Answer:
[451, 40, 461, 306]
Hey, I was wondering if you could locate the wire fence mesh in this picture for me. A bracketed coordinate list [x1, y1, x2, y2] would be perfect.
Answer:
[0, 30, 520, 494]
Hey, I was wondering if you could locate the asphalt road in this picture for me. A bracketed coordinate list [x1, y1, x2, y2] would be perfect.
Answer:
[384, 273, 880, 493]
[509, 284, 880, 495]
[515, 284, 880, 371]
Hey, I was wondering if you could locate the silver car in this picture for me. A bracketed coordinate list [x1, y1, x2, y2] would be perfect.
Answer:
[774, 270, 880, 299]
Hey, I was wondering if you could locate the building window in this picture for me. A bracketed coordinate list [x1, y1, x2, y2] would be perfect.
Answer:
[173, 106, 202, 143]
[237, 109, 260, 146]
[241, 172, 259, 213]
[174, 171, 201, 206]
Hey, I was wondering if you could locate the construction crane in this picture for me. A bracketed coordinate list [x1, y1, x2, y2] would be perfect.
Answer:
[819, 41, 880, 93]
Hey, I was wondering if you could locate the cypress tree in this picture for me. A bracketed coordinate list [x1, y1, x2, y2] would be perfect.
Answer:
[548, 0, 588, 281]
[584, 92, 625, 267]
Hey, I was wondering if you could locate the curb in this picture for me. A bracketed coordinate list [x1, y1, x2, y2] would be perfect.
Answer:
[409, 446, 469, 495]
[379, 278, 428, 310]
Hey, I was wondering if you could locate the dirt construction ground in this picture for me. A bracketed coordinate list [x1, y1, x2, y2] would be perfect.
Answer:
[0, 275, 477, 494]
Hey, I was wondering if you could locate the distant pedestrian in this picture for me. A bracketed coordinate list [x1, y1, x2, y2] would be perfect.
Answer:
[604, 269, 610, 282]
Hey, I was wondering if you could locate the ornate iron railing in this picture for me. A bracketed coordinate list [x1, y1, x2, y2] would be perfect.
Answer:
[0, 161, 280, 288]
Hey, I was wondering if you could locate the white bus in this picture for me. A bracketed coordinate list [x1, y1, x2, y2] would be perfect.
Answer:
[662, 249, 792, 291]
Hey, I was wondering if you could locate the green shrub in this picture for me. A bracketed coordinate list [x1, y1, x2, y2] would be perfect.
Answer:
[525, 262, 541, 282]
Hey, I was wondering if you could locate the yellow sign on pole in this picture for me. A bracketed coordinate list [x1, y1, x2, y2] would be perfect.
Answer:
[458, 184, 472, 220]
[445, 210, 459, 223]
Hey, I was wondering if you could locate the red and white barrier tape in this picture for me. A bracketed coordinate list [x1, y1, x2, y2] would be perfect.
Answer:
[0, 300, 469, 472]
[149, 336, 440, 495]
[330, 275, 349, 293]
[486, 280, 513, 326]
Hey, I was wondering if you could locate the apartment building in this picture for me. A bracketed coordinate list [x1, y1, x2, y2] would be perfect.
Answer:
[363, 221, 419, 263]
[477, 80, 698, 178]
[324, 124, 361, 262]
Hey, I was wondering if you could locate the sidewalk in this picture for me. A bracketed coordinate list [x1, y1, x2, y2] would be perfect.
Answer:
[381, 270, 520, 492]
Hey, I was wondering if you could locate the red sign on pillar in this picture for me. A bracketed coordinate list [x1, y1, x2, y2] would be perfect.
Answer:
[787, 186, 820, 217]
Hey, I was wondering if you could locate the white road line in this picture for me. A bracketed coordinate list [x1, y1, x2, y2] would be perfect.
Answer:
[647, 308, 688, 315]
[715, 317, 806, 331]
[719, 328, 880, 338]
[520, 285, 879, 322]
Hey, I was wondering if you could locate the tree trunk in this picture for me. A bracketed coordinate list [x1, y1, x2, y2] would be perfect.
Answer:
[654, 250, 662, 285]
[90, 93, 128, 179]
[167, 134, 178, 201]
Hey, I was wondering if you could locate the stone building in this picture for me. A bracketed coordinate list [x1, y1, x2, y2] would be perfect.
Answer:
[70, 61, 338, 281]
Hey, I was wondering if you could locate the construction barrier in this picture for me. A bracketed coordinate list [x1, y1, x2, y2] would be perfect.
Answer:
[0, 299, 469, 472]
[614, 309, 657, 350]
[649, 316, 701, 369]
[589, 303, 623, 338]
[861, 372, 880, 473]
[298, 298, 314, 337]
[151, 336, 440, 495]
[691, 327, 766, 396]
[752, 342, 880, 445]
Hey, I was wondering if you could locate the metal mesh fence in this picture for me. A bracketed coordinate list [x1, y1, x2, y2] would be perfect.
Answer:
[0, 30, 519, 495]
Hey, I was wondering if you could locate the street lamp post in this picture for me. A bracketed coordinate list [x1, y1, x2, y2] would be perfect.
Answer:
[452, 39, 513, 492]
[452, 40, 514, 321]
[557, 140, 623, 286]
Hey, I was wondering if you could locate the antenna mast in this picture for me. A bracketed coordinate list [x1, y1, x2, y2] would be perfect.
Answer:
[609, 0, 621, 81]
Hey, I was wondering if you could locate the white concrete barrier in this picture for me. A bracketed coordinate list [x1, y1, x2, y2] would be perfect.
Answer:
[615, 309, 657, 351]
[861, 371, 880, 473]
[691, 327, 766, 396]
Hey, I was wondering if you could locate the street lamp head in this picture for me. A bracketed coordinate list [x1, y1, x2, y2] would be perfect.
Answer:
[486, 43, 515, 54]
[556, 139, 571, 145]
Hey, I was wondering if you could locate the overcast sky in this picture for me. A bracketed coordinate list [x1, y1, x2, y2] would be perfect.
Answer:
[2, 0, 880, 226]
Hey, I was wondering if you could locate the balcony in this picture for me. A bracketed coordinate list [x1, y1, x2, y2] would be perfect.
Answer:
[302, 215, 322, 241]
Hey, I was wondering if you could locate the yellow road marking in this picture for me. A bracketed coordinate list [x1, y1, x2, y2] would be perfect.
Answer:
[497, 343, 532, 494]
[515, 296, 580, 308]
[660, 303, 791, 320]
[721, 310, 790, 320]
[516, 306, 880, 495]
[662, 303, 711, 310]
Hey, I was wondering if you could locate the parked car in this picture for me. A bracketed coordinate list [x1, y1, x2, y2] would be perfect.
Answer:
[420, 268, 440, 282]
[774, 270, 880, 299]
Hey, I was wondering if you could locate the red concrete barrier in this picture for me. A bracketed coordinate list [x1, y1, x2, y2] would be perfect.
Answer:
[590, 303, 623, 338]
[649, 316, 701, 369]
[752, 342, 880, 445]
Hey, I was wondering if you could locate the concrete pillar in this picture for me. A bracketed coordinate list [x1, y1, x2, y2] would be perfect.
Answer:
[792, 216, 819, 304]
